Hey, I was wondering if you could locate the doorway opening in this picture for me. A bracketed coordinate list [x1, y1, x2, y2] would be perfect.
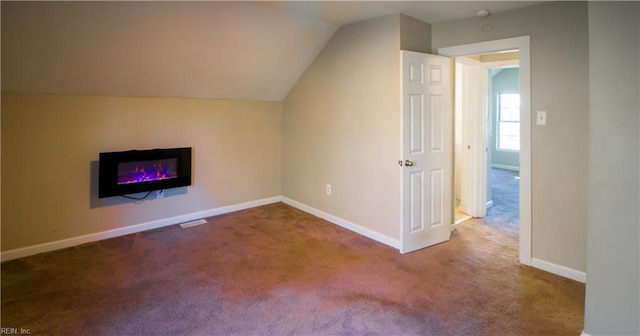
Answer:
[439, 36, 531, 266]
[453, 55, 520, 238]
[485, 64, 520, 237]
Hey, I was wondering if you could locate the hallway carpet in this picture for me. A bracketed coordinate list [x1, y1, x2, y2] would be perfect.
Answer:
[1, 202, 584, 335]
[486, 168, 520, 235]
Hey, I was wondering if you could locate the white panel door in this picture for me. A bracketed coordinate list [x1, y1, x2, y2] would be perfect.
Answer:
[400, 51, 453, 254]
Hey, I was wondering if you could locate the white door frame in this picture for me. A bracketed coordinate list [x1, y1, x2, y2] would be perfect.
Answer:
[438, 36, 532, 266]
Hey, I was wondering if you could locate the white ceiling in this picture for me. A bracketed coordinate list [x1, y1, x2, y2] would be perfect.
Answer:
[255, 1, 548, 26]
[2, 1, 547, 101]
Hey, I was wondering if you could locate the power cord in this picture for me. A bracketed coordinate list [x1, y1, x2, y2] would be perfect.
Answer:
[120, 191, 153, 201]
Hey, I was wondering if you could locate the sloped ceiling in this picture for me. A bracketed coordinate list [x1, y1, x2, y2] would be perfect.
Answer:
[1, 1, 336, 101]
[1, 1, 545, 101]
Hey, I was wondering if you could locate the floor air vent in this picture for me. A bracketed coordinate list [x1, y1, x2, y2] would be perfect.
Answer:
[179, 219, 208, 228]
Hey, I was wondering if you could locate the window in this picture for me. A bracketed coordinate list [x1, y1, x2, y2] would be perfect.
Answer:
[497, 92, 520, 151]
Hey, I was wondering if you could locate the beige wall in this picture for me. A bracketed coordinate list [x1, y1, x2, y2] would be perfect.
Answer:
[400, 14, 431, 53]
[282, 14, 405, 241]
[1, 93, 281, 251]
[432, 1, 590, 272]
[585, 2, 640, 334]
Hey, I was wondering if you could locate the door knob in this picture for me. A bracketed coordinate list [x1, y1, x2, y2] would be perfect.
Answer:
[404, 160, 415, 167]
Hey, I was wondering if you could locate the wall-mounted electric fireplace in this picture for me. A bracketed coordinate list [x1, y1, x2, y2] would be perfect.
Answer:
[99, 147, 192, 198]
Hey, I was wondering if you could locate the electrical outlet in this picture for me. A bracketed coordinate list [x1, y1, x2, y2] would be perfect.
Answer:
[326, 184, 332, 195]
[156, 190, 164, 199]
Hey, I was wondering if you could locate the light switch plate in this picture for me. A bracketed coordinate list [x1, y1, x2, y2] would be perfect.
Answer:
[537, 111, 547, 125]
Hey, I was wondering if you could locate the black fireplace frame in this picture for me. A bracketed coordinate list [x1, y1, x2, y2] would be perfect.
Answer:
[98, 147, 192, 198]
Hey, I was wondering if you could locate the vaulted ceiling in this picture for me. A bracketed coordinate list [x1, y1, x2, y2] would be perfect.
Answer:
[1, 1, 546, 101]
[256, 1, 546, 26]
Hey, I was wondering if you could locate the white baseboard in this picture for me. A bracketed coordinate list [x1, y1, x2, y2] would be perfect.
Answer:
[3, 194, 588, 286]
[580, 331, 591, 336]
[1, 196, 282, 262]
[281, 197, 400, 250]
[491, 164, 520, 171]
[531, 258, 586, 283]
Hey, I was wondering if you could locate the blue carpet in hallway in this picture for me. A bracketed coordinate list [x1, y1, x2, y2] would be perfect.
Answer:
[485, 168, 520, 236]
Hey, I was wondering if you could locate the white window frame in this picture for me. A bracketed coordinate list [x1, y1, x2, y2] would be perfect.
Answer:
[496, 91, 520, 152]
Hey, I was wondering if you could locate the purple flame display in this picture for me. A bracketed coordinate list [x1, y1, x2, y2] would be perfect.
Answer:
[117, 158, 178, 185]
